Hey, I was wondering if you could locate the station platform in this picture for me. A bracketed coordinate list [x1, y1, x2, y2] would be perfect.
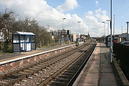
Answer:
[0, 44, 70, 62]
[73, 43, 118, 86]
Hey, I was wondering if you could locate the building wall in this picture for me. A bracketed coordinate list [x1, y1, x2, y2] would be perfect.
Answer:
[73, 34, 77, 42]
[13, 34, 36, 52]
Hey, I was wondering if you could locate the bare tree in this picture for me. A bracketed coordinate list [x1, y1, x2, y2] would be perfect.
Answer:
[0, 11, 53, 52]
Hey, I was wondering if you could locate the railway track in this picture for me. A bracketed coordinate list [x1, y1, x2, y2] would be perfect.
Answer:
[0, 40, 96, 86]
[47, 42, 96, 86]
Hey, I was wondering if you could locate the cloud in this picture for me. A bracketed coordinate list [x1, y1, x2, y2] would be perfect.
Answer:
[0, 0, 85, 34]
[95, 0, 99, 8]
[84, 9, 109, 37]
[96, 0, 99, 5]
[56, 0, 78, 12]
[0, 0, 109, 37]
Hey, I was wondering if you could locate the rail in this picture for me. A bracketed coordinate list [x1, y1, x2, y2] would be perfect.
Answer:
[48, 43, 96, 86]
[67, 44, 96, 86]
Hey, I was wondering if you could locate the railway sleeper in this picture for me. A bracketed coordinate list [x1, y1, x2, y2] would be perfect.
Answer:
[57, 75, 72, 79]
[50, 81, 68, 86]
[1, 75, 26, 86]
[28, 67, 42, 71]
[49, 45, 95, 86]
[23, 70, 34, 73]
[52, 78, 70, 84]
[0, 43, 93, 86]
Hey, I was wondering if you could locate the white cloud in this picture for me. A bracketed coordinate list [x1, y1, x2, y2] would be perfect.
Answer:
[84, 9, 109, 37]
[95, 0, 99, 8]
[0, 0, 109, 37]
[0, 0, 86, 34]
[96, 0, 99, 5]
[56, 0, 78, 12]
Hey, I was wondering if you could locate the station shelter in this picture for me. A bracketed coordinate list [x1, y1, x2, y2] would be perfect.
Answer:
[13, 32, 36, 52]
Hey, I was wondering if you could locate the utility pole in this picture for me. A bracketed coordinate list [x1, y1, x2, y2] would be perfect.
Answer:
[110, 0, 113, 63]
[126, 22, 129, 40]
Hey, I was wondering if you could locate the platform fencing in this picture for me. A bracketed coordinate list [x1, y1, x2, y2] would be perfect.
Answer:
[113, 43, 129, 80]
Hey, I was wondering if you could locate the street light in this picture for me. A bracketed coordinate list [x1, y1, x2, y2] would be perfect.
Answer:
[77, 21, 81, 24]
[102, 22, 106, 36]
[106, 20, 110, 34]
[110, 0, 113, 63]
[62, 17, 66, 29]
[113, 15, 115, 36]
[61, 18, 67, 44]
[62, 18, 66, 20]
[121, 26, 123, 34]
[126, 22, 129, 40]
[77, 21, 81, 29]
[102, 22, 106, 43]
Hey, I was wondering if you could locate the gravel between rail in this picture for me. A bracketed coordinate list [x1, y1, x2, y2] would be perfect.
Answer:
[0, 40, 95, 86]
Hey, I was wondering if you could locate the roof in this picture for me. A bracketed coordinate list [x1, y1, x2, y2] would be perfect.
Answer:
[15, 32, 35, 35]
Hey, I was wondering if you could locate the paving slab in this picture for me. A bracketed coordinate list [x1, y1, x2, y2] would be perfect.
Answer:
[76, 43, 118, 86]
[99, 43, 117, 86]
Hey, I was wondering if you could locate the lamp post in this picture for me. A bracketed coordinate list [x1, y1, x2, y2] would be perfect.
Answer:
[113, 15, 115, 36]
[77, 21, 81, 43]
[110, 0, 113, 63]
[102, 22, 106, 43]
[102, 22, 106, 36]
[77, 21, 81, 24]
[77, 21, 81, 29]
[126, 22, 129, 40]
[106, 20, 110, 35]
[62, 18, 66, 29]
[121, 26, 123, 34]
[61, 18, 66, 44]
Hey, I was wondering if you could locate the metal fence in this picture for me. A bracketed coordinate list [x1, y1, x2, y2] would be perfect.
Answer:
[113, 43, 129, 80]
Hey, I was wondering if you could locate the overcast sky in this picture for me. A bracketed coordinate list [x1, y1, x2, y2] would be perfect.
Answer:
[0, 0, 129, 37]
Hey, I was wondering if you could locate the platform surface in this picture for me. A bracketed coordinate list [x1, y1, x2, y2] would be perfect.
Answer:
[0, 44, 71, 63]
[75, 43, 118, 86]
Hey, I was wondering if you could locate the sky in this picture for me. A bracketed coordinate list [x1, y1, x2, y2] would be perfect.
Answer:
[0, 0, 129, 37]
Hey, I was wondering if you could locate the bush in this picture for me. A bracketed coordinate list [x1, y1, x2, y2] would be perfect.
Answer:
[2, 40, 13, 53]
